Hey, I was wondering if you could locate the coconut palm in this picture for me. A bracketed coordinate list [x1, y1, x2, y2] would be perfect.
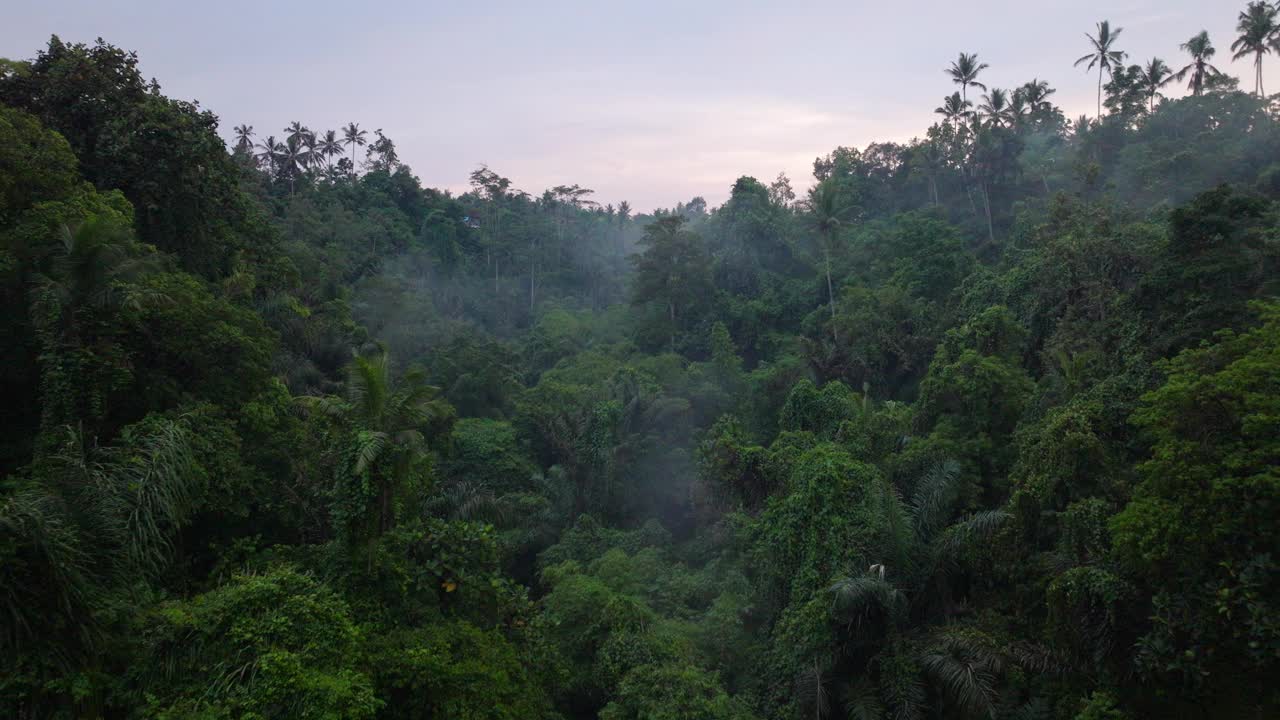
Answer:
[1008, 90, 1029, 127]
[946, 52, 990, 104]
[301, 131, 318, 171]
[1232, 2, 1277, 97]
[1174, 31, 1224, 97]
[318, 129, 343, 173]
[284, 120, 310, 147]
[232, 124, 254, 152]
[1075, 20, 1126, 118]
[342, 122, 368, 170]
[278, 136, 311, 194]
[254, 134, 282, 174]
[1138, 58, 1175, 112]
[935, 92, 973, 129]
[806, 179, 855, 343]
[1019, 78, 1057, 116]
[979, 88, 1012, 127]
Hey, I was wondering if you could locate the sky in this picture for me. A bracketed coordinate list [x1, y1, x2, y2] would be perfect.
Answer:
[2, 1, 1272, 211]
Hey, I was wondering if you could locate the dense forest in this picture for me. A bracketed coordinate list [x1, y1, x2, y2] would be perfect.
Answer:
[2, 4, 1279, 719]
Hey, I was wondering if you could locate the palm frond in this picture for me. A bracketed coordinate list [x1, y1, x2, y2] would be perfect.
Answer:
[352, 430, 390, 475]
[920, 634, 1001, 719]
[841, 675, 885, 720]
[910, 459, 961, 541]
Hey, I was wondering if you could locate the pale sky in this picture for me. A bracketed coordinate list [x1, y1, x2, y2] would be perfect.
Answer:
[2, 1, 1269, 211]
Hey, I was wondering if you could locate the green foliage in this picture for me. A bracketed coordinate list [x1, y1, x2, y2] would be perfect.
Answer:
[137, 567, 379, 719]
[4, 28, 1280, 720]
[1110, 303, 1280, 704]
[364, 620, 555, 720]
[600, 663, 759, 720]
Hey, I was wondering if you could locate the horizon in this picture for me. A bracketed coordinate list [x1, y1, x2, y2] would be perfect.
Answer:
[2, 0, 1271, 212]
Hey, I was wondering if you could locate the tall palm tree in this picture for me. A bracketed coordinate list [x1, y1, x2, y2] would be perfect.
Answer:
[826, 460, 1013, 720]
[946, 52, 990, 104]
[232, 124, 254, 152]
[979, 88, 1011, 127]
[278, 136, 311, 194]
[299, 347, 451, 540]
[1138, 57, 1174, 112]
[1007, 90, 1029, 127]
[1075, 20, 1126, 118]
[806, 179, 854, 343]
[254, 134, 282, 175]
[284, 120, 310, 147]
[1232, 2, 1277, 97]
[301, 131, 318, 172]
[1019, 78, 1056, 116]
[935, 92, 973, 130]
[318, 129, 343, 173]
[342, 122, 368, 170]
[1174, 31, 1224, 97]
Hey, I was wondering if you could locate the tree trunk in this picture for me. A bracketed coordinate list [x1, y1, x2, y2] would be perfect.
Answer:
[1097, 65, 1103, 118]
[982, 181, 995, 245]
[823, 237, 839, 343]
[669, 301, 676, 353]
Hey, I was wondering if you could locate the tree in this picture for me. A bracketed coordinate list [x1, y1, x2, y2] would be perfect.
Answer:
[232, 123, 253, 152]
[821, 460, 1011, 720]
[1174, 31, 1223, 97]
[630, 216, 714, 351]
[318, 128, 343, 173]
[342, 121, 368, 171]
[935, 92, 973, 130]
[1020, 78, 1057, 115]
[1075, 20, 1126, 118]
[1232, 2, 1277, 97]
[278, 135, 311, 193]
[978, 88, 1011, 127]
[1138, 58, 1174, 112]
[299, 346, 453, 541]
[1111, 302, 1280, 711]
[285, 119, 311, 147]
[806, 179, 855, 342]
[946, 52, 989, 105]
[253, 133, 281, 174]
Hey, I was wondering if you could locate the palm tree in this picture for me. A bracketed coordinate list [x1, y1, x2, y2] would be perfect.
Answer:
[1019, 78, 1057, 116]
[254, 134, 282, 175]
[946, 52, 989, 104]
[1174, 31, 1224, 97]
[1138, 58, 1174, 112]
[1, 418, 198, 669]
[979, 88, 1011, 127]
[1075, 20, 1126, 118]
[284, 120, 310, 147]
[1007, 90, 1029, 127]
[1232, 2, 1277, 97]
[232, 124, 254, 152]
[318, 129, 343, 173]
[298, 346, 451, 540]
[826, 460, 1013, 719]
[342, 122, 368, 171]
[35, 219, 159, 316]
[935, 92, 973, 130]
[301, 131, 318, 172]
[806, 179, 854, 343]
[278, 136, 311, 194]
[912, 140, 946, 207]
